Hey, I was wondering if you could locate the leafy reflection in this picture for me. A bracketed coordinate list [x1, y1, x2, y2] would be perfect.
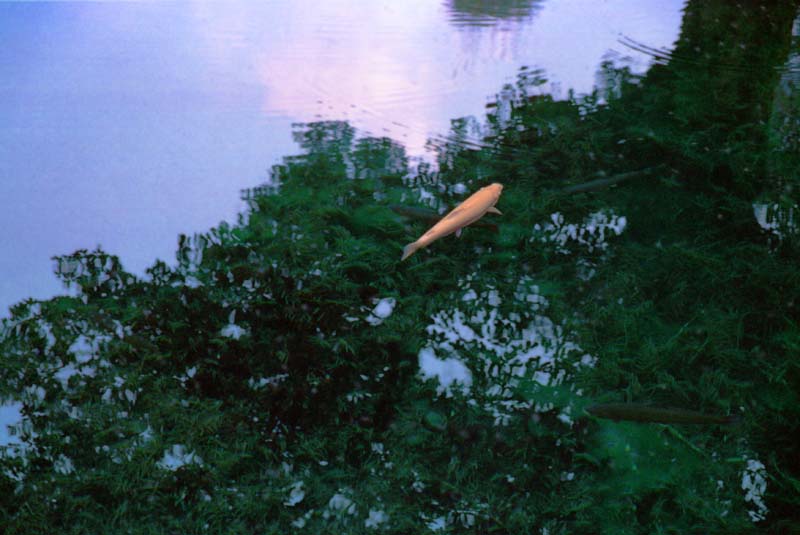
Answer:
[281, 120, 409, 182]
[444, 0, 544, 27]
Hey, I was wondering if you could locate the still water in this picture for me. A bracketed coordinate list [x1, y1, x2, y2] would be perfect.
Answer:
[0, 1, 684, 315]
[2, 2, 800, 532]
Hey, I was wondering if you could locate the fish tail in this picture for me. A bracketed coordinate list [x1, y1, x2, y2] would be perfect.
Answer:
[401, 241, 420, 261]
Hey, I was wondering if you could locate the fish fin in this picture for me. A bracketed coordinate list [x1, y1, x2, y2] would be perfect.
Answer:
[401, 242, 419, 261]
[455, 228, 462, 238]
[487, 207, 502, 215]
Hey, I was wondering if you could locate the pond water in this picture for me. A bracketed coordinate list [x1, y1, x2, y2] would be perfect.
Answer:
[2, 3, 800, 532]
[0, 0, 685, 316]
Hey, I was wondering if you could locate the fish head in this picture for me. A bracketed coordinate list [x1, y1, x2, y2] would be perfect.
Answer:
[485, 183, 503, 202]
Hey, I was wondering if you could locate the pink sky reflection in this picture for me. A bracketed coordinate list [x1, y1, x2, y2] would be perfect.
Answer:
[246, 0, 686, 154]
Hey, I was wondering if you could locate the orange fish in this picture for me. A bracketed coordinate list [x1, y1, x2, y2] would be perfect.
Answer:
[401, 183, 503, 261]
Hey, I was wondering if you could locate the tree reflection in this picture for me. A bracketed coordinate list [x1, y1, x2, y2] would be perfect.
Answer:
[242, 120, 410, 206]
[285, 120, 357, 178]
[625, 1, 796, 198]
[444, 0, 543, 27]
[352, 136, 408, 180]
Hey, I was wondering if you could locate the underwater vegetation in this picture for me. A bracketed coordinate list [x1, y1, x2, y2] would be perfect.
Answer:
[2, 1, 800, 533]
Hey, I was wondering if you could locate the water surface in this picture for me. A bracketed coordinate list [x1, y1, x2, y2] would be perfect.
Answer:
[0, 0, 684, 314]
[2, 2, 800, 532]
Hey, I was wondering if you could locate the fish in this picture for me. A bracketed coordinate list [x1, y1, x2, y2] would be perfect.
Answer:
[559, 165, 665, 194]
[389, 204, 499, 233]
[585, 403, 740, 425]
[400, 183, 503, 261]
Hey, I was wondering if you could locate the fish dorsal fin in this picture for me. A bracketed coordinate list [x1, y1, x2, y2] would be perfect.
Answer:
[486, 207, 502, 215]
